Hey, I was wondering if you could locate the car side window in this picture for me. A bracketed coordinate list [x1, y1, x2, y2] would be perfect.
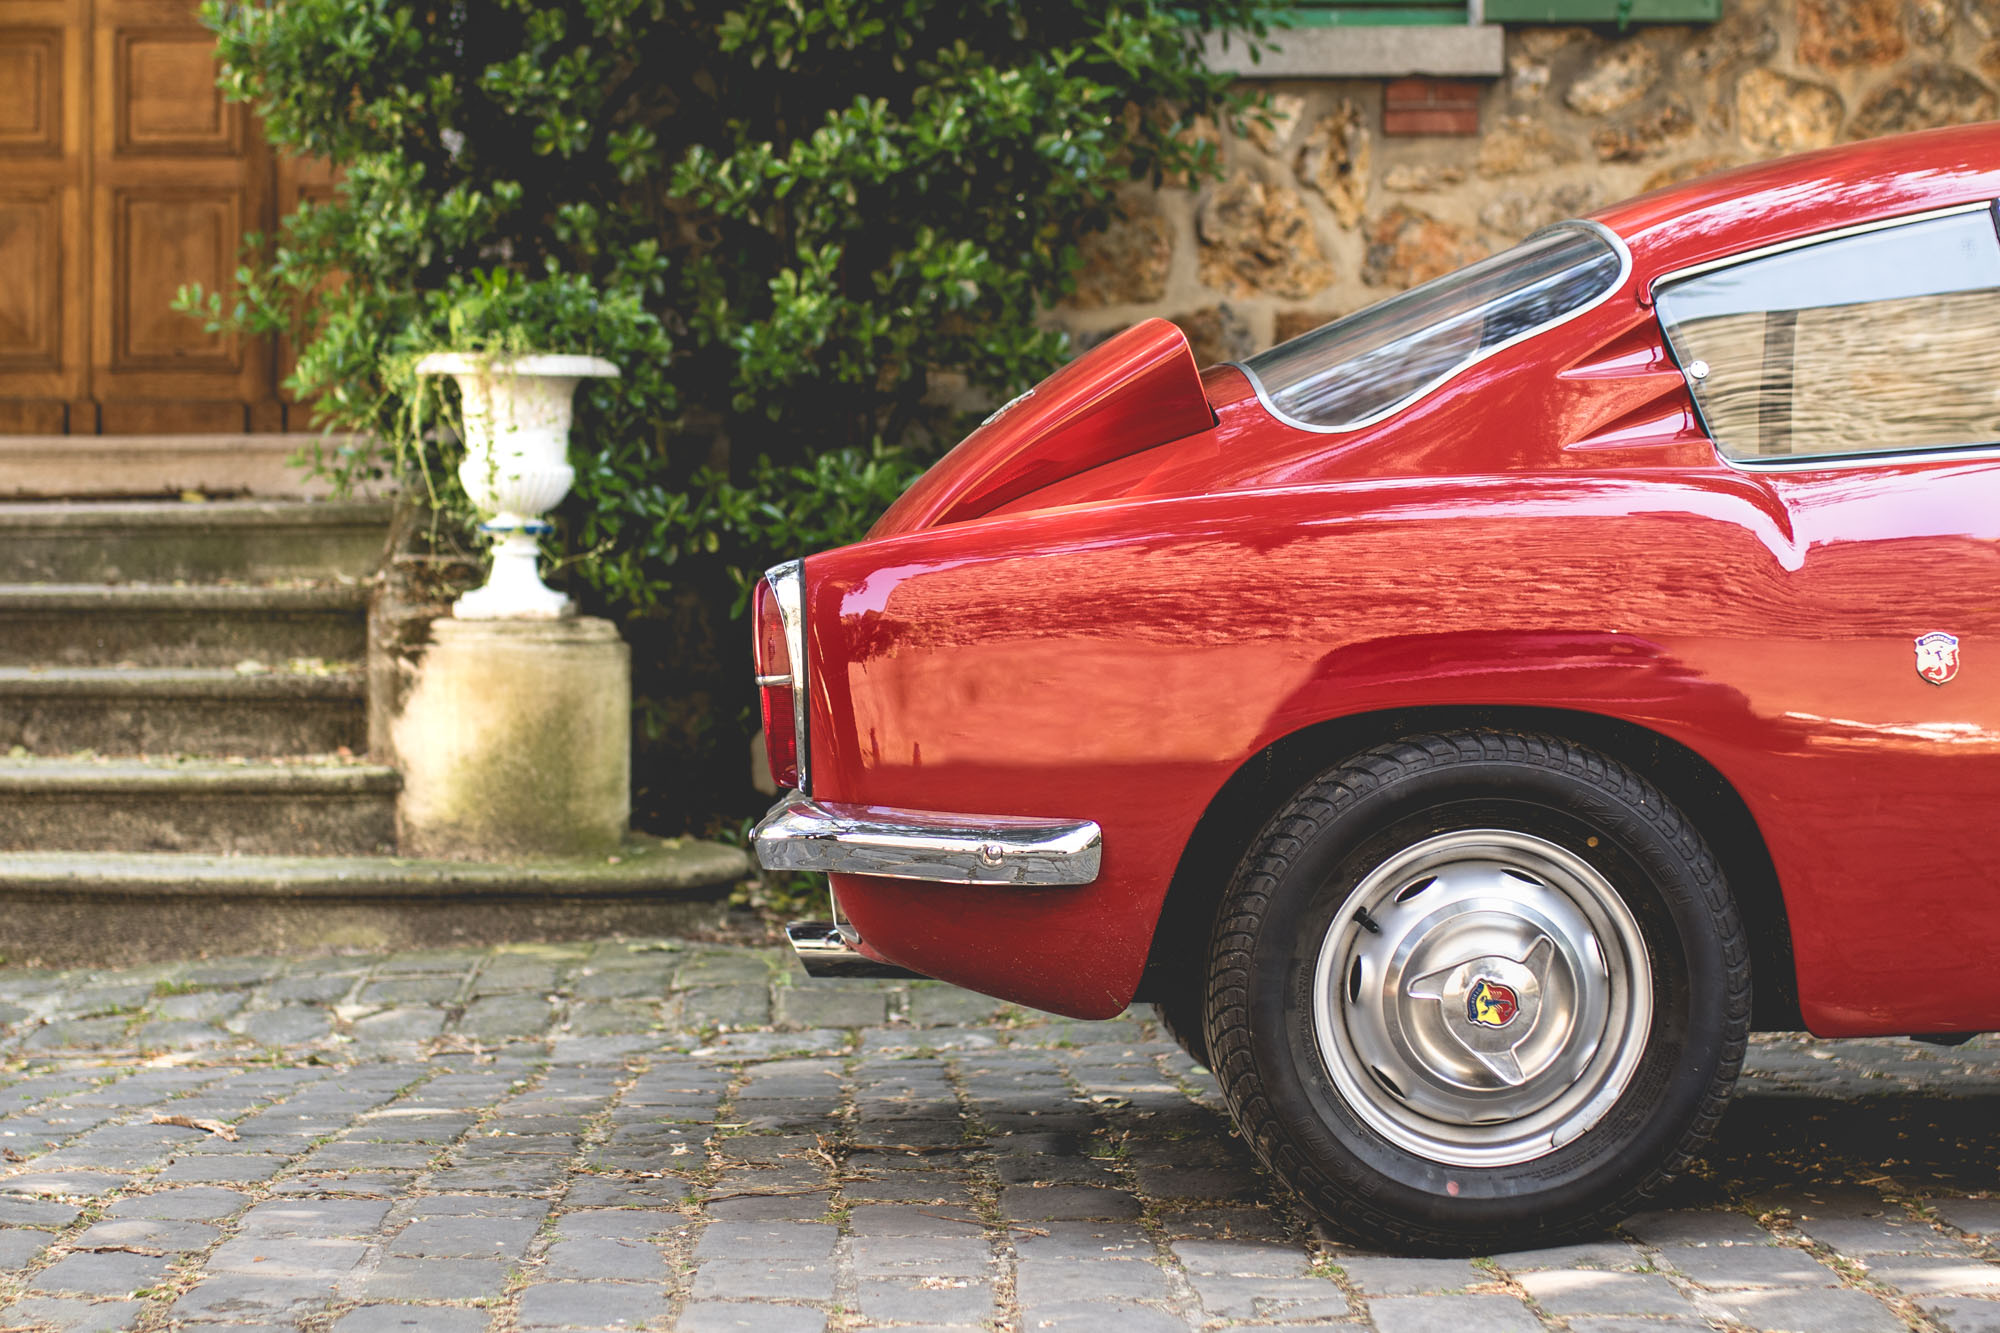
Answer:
[1656, 206, 2000, 462]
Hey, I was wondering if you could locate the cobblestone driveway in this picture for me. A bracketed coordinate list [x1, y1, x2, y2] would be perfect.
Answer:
[0, 939, 1995, 1331]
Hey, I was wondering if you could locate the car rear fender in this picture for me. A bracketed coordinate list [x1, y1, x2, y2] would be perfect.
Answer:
[1137, 703, 1800, 1033]
[801, 473, 1800, 1018]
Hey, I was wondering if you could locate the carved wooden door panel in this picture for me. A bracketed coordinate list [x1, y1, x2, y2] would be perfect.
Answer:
[0, 0, 285, 436]
[0, 0, 88, 433]
[93, 0, 278, 433]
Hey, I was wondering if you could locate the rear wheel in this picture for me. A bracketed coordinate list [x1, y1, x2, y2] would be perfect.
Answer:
[1204, 731, 1749, 1251]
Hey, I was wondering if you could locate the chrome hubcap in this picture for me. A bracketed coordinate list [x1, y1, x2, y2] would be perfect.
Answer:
[1310, 829, 1652, 1167]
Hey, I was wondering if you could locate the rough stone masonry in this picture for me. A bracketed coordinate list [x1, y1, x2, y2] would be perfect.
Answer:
[0, 938, 1994, 1330]
[1064, 0, 2000, 365]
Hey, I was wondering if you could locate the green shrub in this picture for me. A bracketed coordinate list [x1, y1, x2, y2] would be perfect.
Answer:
[185, 0, 1267, 829]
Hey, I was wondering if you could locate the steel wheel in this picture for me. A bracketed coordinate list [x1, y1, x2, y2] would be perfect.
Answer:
[1204, 731, 1750, 1250]
[1311, 829, 1652, 1167]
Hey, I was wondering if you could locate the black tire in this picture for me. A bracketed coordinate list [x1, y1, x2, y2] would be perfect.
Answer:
[1204, 730, 1749, 1252]
[1153, 994, 1210, 1068]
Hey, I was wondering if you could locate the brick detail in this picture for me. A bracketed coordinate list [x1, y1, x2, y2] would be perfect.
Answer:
[1383, 78, 1482, 137]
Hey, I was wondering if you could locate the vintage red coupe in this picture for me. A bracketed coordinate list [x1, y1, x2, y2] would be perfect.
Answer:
[752, 122, 2000, 1249]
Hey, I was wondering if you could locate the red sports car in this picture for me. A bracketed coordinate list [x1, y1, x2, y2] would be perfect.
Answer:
[752, 122, 2000, 1250]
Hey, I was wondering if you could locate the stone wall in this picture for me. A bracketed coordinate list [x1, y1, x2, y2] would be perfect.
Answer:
[1063, 0, 2000, 363]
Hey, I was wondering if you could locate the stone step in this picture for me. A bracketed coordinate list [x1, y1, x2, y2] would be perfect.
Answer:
[0, 583, 368, 667]
[0, 499, 393, 583]
[0, 434, 384, 500]
[0, 667, 365, 757]
[0, 836, 750, 966]
[0, 433, 382, 500]
[0, 758, 398, 856]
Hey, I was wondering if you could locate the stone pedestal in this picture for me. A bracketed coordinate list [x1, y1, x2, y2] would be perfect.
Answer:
[392, 617, 629, 861]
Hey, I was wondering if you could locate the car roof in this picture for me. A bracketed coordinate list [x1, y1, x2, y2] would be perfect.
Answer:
[1595, 121, 2000, 287]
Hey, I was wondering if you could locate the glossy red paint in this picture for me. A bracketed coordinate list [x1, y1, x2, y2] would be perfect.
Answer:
[794, 125, 2000, 1034]
[871, 318, 1212, 538]
[1601, 121, 2000, 287]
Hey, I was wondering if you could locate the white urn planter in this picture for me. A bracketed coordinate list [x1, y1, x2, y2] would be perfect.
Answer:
[413, 352, 620, 620]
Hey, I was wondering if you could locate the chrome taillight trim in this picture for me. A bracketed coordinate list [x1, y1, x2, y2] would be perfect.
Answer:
[763, 559, 810, 796]
[752, 792, 1103, 886]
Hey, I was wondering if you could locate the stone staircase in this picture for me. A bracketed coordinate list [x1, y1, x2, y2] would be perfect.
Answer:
[0, 497, 391, 855]
[0, 451, 746, 966]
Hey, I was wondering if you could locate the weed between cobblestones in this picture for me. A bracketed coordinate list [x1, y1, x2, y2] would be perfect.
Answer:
[1466, 1253, 1553, 1321]
[1064, 1045, 1208, 1328]
[484, 1057, 590, 1333]
[1764, 1202, 1947, 1333]
[671, 1060, 771, 1322]
[939, 1054, 1022, 1331]
[821, 1059, 864, 1329]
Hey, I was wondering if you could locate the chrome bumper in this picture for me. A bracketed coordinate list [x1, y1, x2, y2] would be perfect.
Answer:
[785, 921, 926, 980]
[751, 792, 1102, 886]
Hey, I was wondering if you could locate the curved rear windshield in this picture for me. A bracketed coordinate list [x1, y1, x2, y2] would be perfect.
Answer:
[1241, 222, 1627, 432]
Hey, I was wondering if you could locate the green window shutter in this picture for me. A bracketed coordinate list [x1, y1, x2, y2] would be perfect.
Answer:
[1289, 0, 1471, 27]
[1480, 0, 1720, 21]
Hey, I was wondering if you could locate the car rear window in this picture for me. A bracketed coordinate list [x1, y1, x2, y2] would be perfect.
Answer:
[1655, 207, 2000, 463]
[1239, 222, 1627, 433]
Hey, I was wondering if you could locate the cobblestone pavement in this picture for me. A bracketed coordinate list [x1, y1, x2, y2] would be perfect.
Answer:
[0, 940, 1995, 1330]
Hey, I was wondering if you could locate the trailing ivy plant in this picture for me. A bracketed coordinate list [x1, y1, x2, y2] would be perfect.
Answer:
[182, 0, 1268, 828]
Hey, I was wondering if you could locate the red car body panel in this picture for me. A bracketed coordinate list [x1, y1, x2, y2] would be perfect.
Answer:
[797, 123, 2000, 1032]
[872, 317, 1212, 538]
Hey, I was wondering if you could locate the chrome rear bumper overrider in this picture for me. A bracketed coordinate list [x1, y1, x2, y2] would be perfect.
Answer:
[751, 792, 1102, 886]
[785, 921, 926, 980]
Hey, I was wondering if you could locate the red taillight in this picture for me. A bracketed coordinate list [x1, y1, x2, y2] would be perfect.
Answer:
[753, 576, 800, 789]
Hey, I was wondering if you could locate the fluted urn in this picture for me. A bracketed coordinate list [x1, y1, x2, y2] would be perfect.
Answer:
[413, 352, 619, 619]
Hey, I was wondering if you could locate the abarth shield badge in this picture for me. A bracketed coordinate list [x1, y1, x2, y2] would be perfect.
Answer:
[1467, 978, 1519, 1029]
[1915, 632, 1960, 686]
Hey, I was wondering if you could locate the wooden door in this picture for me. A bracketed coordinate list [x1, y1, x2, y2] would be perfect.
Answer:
[0, 1, 88, 432]
[0, 0, 287, 436]
[93, 0, 279, 432]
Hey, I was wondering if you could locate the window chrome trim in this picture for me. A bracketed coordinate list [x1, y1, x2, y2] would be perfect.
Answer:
[764, 559, 810, 796]
[1650, 200, 2000, 475]
[752, 792, 1102, 886]
[1721, 442, 2000, 473]
[1645, 201, 1994, 298]
[1229, 218, 1635, 437]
